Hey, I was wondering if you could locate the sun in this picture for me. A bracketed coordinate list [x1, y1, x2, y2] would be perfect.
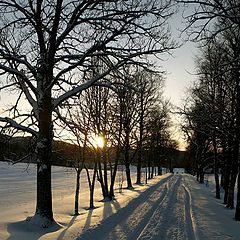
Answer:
[95, 136, 104, 148]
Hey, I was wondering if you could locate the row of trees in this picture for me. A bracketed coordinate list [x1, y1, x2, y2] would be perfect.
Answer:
[180, 0, 240, 220]
[0, 0, 177, 227]
[57, 67, 176, 215]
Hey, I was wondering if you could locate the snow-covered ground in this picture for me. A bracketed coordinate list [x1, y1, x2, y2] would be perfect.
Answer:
[0, 162, 240, 240]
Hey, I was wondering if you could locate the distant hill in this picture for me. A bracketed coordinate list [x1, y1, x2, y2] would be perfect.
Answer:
[0, 135, 189, 170]
[0, 135, 83, 167]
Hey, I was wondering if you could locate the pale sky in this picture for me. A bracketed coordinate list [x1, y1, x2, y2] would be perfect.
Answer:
[162, 41, 197, 107]
[161, 41, 197, 151]
[160, 6, 198, 150]
[163, 4, 198, 107]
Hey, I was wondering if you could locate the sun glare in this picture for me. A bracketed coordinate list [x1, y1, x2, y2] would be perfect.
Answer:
[95, 136, 104, 148]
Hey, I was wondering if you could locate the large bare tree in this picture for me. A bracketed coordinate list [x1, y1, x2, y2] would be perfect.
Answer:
[0, 0, 176, 227]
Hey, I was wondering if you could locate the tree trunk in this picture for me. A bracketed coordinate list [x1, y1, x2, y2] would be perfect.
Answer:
[74, 170, 81, 215]
[226, 172, 237, 209]
[109, 155, 119, 199]
[90, 163, 98, 209]
[34, 94, 54, 227]
[234, 66, 240, 219]
[148, 158, 151, 179]
[196, 172, 199, 182]
[213, 134, 220, 199]
[199, 172, 204, 184]
[227, 135, 239, 209]
[97, 160, 107, 198]
[109, 108, 123, 199]
[109, 150, 120, 199]
[151, 165, 154, 179]
[136, 100, 144, 184]
[124, 130, 133, 189]
[214, 172, 220, 199]
[126, 163, 133, 189]
[103, 148, 109, 199]
[158, 165, 162, 175]
[136, 149, 142, 184]
[35, 163, 53, 225]
[224, 136, 233, 204]
[235, 168, 240, 220]
[223, 166, 230, 204]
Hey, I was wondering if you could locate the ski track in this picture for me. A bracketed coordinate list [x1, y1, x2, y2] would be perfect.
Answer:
[182, 181, 198, 240]
[77, 174, 197, 240]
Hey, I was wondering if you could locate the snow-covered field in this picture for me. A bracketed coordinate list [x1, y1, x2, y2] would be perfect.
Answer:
[1, 162, 240, 240]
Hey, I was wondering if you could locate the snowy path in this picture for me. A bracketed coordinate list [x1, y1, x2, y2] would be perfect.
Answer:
[2, 162, 240, 240]
[77, 174, 197, 240]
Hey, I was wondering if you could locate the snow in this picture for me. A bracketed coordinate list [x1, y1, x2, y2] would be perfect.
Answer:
[173, 168, 185, 174]
[1, 162, 240, 239]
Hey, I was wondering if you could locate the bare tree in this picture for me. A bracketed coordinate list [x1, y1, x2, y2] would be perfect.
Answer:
[56, 98, 93, 215]
[135, 70, 164, 184]
[0, 1, 176, 226]
[178, 0, 240, 40]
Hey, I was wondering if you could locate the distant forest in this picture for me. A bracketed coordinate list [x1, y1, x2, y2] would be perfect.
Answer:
[0, 135, 188, 171]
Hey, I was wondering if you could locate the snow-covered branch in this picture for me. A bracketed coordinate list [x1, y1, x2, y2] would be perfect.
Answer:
[0, 117, 38, 137]
[53, 61, 122, 108]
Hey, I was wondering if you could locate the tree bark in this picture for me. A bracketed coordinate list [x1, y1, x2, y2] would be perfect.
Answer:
[226, 171, 237, 209]
[124, 130, 133, 189]
[125, 163, 133, 189]
[109, 104, 123, 199]
[199, 171, 204, 184]
[103, 147, 109, 199]
[158, 165, 162, 175]
[136, 95, 144, 184]
[223, 165, 230, 204]
[234, 60, 240, 219]
[213, 133, 220, 199]
[34, 93, 54, 226]
[90, 163, 98, 209]
[74, 170, 81, 215]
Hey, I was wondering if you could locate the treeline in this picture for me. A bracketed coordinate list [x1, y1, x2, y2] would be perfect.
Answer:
[181, 1, 240, 220]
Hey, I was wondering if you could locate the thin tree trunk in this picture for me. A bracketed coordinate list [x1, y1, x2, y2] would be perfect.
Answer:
[136, 148, 142, 184]
[151, 165, 154, 179]
[85, 163, 97, 209]
[109, 107, 123, 199]
[97, 160, 107, 198]
[223, 166, 230, 204]
[213, 134, 220, 199]
[224, 138, 232, 204]
[227, 172, 237, 209]
[158, 165, 162, 175]
[124, 130, 133, 189]
[109, 150, 120, 199]
[199, 170, 204, 184]
[136, 98, 144, 184]
[148, 158, 151, 179]
[126, 163, 133, 189]
[145, 166, 148, 184]
[74, 170, 81, 215]
[103, 148, 109, 199]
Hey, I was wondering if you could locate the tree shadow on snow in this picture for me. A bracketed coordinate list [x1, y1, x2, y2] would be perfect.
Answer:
[56, 215, 78, 240]
[7, 218, 62, 240]
[102, 199, 121, 220]
[77, 175, 173, 240]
